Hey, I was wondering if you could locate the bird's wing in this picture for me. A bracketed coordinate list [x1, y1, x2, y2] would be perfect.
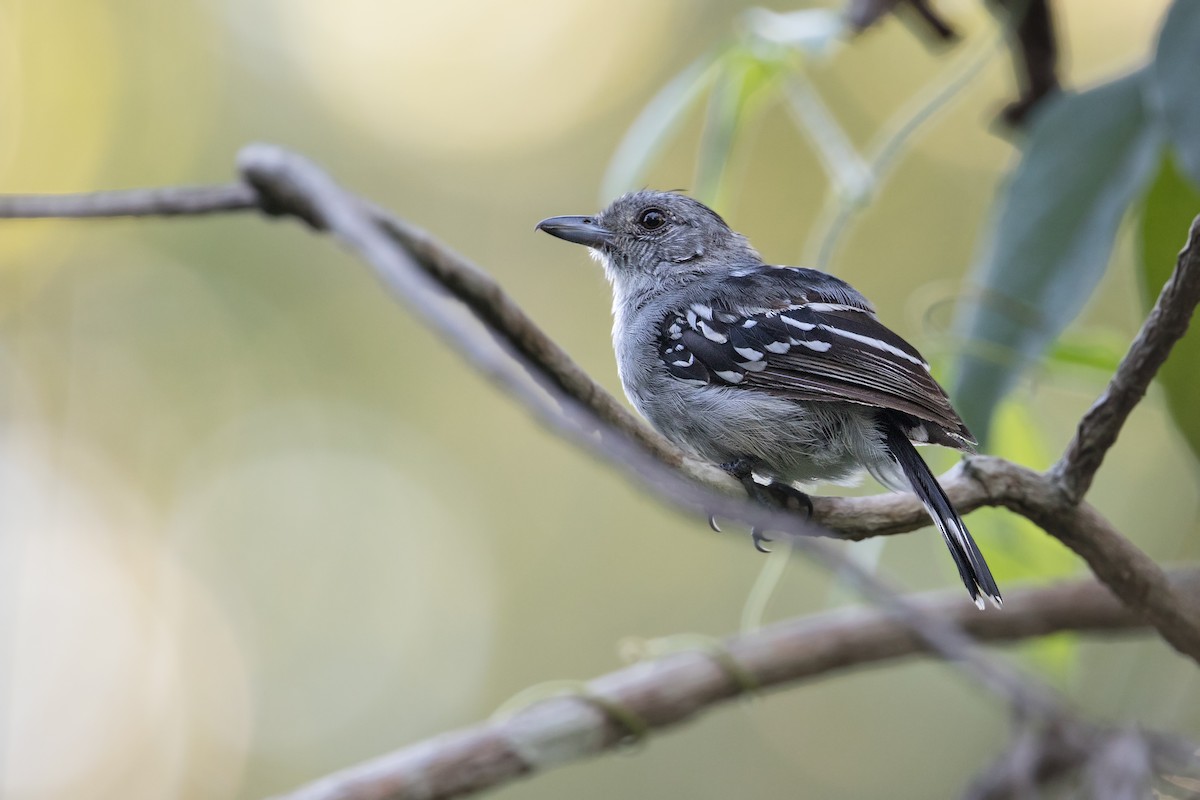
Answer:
[657, 265, 976, 450]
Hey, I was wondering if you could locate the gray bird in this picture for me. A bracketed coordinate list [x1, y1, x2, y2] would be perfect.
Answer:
[537, 190, 1000, 608]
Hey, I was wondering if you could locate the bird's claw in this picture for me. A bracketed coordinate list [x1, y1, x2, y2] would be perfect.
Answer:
[751, 528, 772, 553]
[720, 459, 811, 553]
[708, 514, 722, 533]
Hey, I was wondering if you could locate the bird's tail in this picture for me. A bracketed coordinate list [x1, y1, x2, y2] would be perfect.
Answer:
[878, 418, 1002, 609]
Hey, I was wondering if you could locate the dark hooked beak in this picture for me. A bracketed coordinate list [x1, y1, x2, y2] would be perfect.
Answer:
[535, 215, 613, 248]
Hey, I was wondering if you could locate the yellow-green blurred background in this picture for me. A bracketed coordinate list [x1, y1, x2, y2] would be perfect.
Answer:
[1, 1, 1197, 798]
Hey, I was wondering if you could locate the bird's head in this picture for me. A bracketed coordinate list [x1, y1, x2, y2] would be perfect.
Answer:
[536, 191, 760, 293]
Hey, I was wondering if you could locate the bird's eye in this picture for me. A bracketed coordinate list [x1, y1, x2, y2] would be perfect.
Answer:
[638, 208, 666, 230]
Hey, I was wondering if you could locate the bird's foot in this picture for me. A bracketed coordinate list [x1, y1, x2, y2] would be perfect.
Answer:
[718, 459, 813, 554]
[759, 481, 814, 519]
[748, 484, 812, 553]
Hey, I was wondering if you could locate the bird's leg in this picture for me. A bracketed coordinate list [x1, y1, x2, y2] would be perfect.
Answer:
[760, 482, 814, 519]
[718, 459, 813, 553]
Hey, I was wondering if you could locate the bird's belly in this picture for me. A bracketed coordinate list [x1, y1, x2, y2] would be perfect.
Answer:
[628, 376, 879, 485]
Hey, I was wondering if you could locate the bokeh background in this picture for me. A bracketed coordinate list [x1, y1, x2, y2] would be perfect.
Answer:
[1, 1, 1196, 798]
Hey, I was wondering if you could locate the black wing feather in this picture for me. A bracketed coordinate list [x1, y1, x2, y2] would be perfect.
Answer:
[656, 265, 975, 449]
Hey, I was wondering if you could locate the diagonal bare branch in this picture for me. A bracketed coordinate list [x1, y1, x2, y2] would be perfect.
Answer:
[965, 458, 1200, 664]
[0, 183, 258, 217]
[1053, 215, 1200, 503]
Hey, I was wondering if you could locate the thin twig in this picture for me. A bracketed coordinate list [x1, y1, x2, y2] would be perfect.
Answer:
[965, 458, 1200, 662]
[0, 184, 258, 217]
[1053, 215, 1200, 503]
[273, 571, 1200, 800]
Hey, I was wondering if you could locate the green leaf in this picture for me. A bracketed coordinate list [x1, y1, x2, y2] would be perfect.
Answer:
[1149, 0, 1200, 185]
[1137, 154, 1200, 462]
[601, 49, 723, 203]
[951, 71, 1162, 444]
[973, 402, 1080, 681]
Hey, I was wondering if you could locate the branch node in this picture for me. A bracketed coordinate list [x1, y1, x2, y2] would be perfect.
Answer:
[574, 691, 652, 745]
[621, 634, 761, 696]
[491, 679, 652, 747]
[236, 143, 329, 230]
[704, 645, 761, 695]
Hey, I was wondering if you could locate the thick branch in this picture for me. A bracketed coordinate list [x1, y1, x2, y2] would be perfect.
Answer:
[808, 454, 1200, 664]
[830, 451, 1200, 662]
[1054, 215, 1200, 502]
[964, 458, 1200, 661]
[274, 572, 1200, 800]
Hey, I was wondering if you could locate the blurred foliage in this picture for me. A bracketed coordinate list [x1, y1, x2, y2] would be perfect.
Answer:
[952, 72, 1161, 441]
[603, 9, 849, 209]
[974, 402, 1080, 680]
[603, 6, 994, 266]
[955, 0, 1200, 444]
[1149, 0, 1200, 186]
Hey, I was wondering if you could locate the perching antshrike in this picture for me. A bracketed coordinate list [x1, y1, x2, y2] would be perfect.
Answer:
[536, 191, 1001, 608]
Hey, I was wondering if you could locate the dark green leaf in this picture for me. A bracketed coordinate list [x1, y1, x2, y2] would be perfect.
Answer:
[1149, 0, 1200, 185]
[951, 71, 1161, 444]
[601, 49, 723, 203]
[1137, 154, 1200, 462]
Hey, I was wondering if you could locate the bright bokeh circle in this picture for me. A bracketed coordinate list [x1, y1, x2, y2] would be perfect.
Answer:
[276, 0, 680, 156]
